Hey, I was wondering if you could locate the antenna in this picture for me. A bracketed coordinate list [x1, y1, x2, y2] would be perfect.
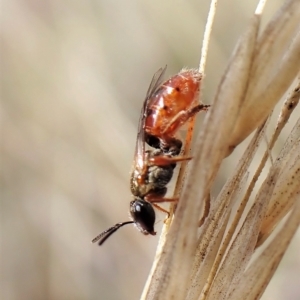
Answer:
[92, 221, 134, 246]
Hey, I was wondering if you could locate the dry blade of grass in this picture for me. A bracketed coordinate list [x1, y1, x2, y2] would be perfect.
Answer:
[187, 170, 250, 300]
[141, 0, 300, 299]
[204, 129, 286, 299]
[229, 195, 300, 300]
[193, 118, 271, 300]
[229, 0, 300, 151]
[257, 122, 300, 246]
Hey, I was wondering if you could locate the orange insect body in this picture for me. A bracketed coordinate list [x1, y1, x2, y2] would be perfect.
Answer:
[145, 69, 201, 146]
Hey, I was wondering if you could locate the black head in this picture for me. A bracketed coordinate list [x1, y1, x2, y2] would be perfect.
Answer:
[91, 199, 156, 246]
[130, 198, 156, 235]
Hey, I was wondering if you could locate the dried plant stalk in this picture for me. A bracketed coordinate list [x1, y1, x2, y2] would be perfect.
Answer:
[229, 196, 300, 300]
[206, 168, 279, 300]
[257, 124, 300, 246]
[195, 118, 270, 300]
[229, 0, 300, 151]
[141, 0, 300, 299]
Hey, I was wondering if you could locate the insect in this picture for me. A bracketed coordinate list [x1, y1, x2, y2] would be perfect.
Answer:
[145, 66, 210, 156]
[92, 67, 209, 246]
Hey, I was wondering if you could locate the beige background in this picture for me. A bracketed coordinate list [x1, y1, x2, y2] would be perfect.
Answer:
[1, 0, 299, 299]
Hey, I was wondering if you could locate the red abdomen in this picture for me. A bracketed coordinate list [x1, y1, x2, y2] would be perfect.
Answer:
[145, 69, 201, 138]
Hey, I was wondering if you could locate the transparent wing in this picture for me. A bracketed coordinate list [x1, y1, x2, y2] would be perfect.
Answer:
[133, 66, 167, 170]
[145, 65, 167, 101]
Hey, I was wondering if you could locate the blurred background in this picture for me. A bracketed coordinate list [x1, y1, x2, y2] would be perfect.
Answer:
[1, 0, 299, 299]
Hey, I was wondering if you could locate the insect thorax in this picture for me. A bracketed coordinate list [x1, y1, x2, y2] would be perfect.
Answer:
[130, 164, 174, 198]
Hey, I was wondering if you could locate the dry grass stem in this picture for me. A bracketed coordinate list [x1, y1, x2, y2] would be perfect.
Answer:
[229, 0, 300, 150]
[257, 121, 300, 246]
[229, 195, 300, 300]
[205, 129, 284, 299]
[254, 78, 300, 246]
[196, 118, 271, 300]
[141, 0, 300, 299]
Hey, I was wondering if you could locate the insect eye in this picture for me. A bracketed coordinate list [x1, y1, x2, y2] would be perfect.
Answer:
[130, 199, 156, 235]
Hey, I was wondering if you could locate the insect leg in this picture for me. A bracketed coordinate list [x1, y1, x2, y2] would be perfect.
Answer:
[162, 104, 210, 136]
[149, 155, 192, 166]
[152, 203, 171, 218]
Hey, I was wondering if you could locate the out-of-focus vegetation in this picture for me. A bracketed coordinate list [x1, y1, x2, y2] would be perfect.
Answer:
[1, 1, 299, 299]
